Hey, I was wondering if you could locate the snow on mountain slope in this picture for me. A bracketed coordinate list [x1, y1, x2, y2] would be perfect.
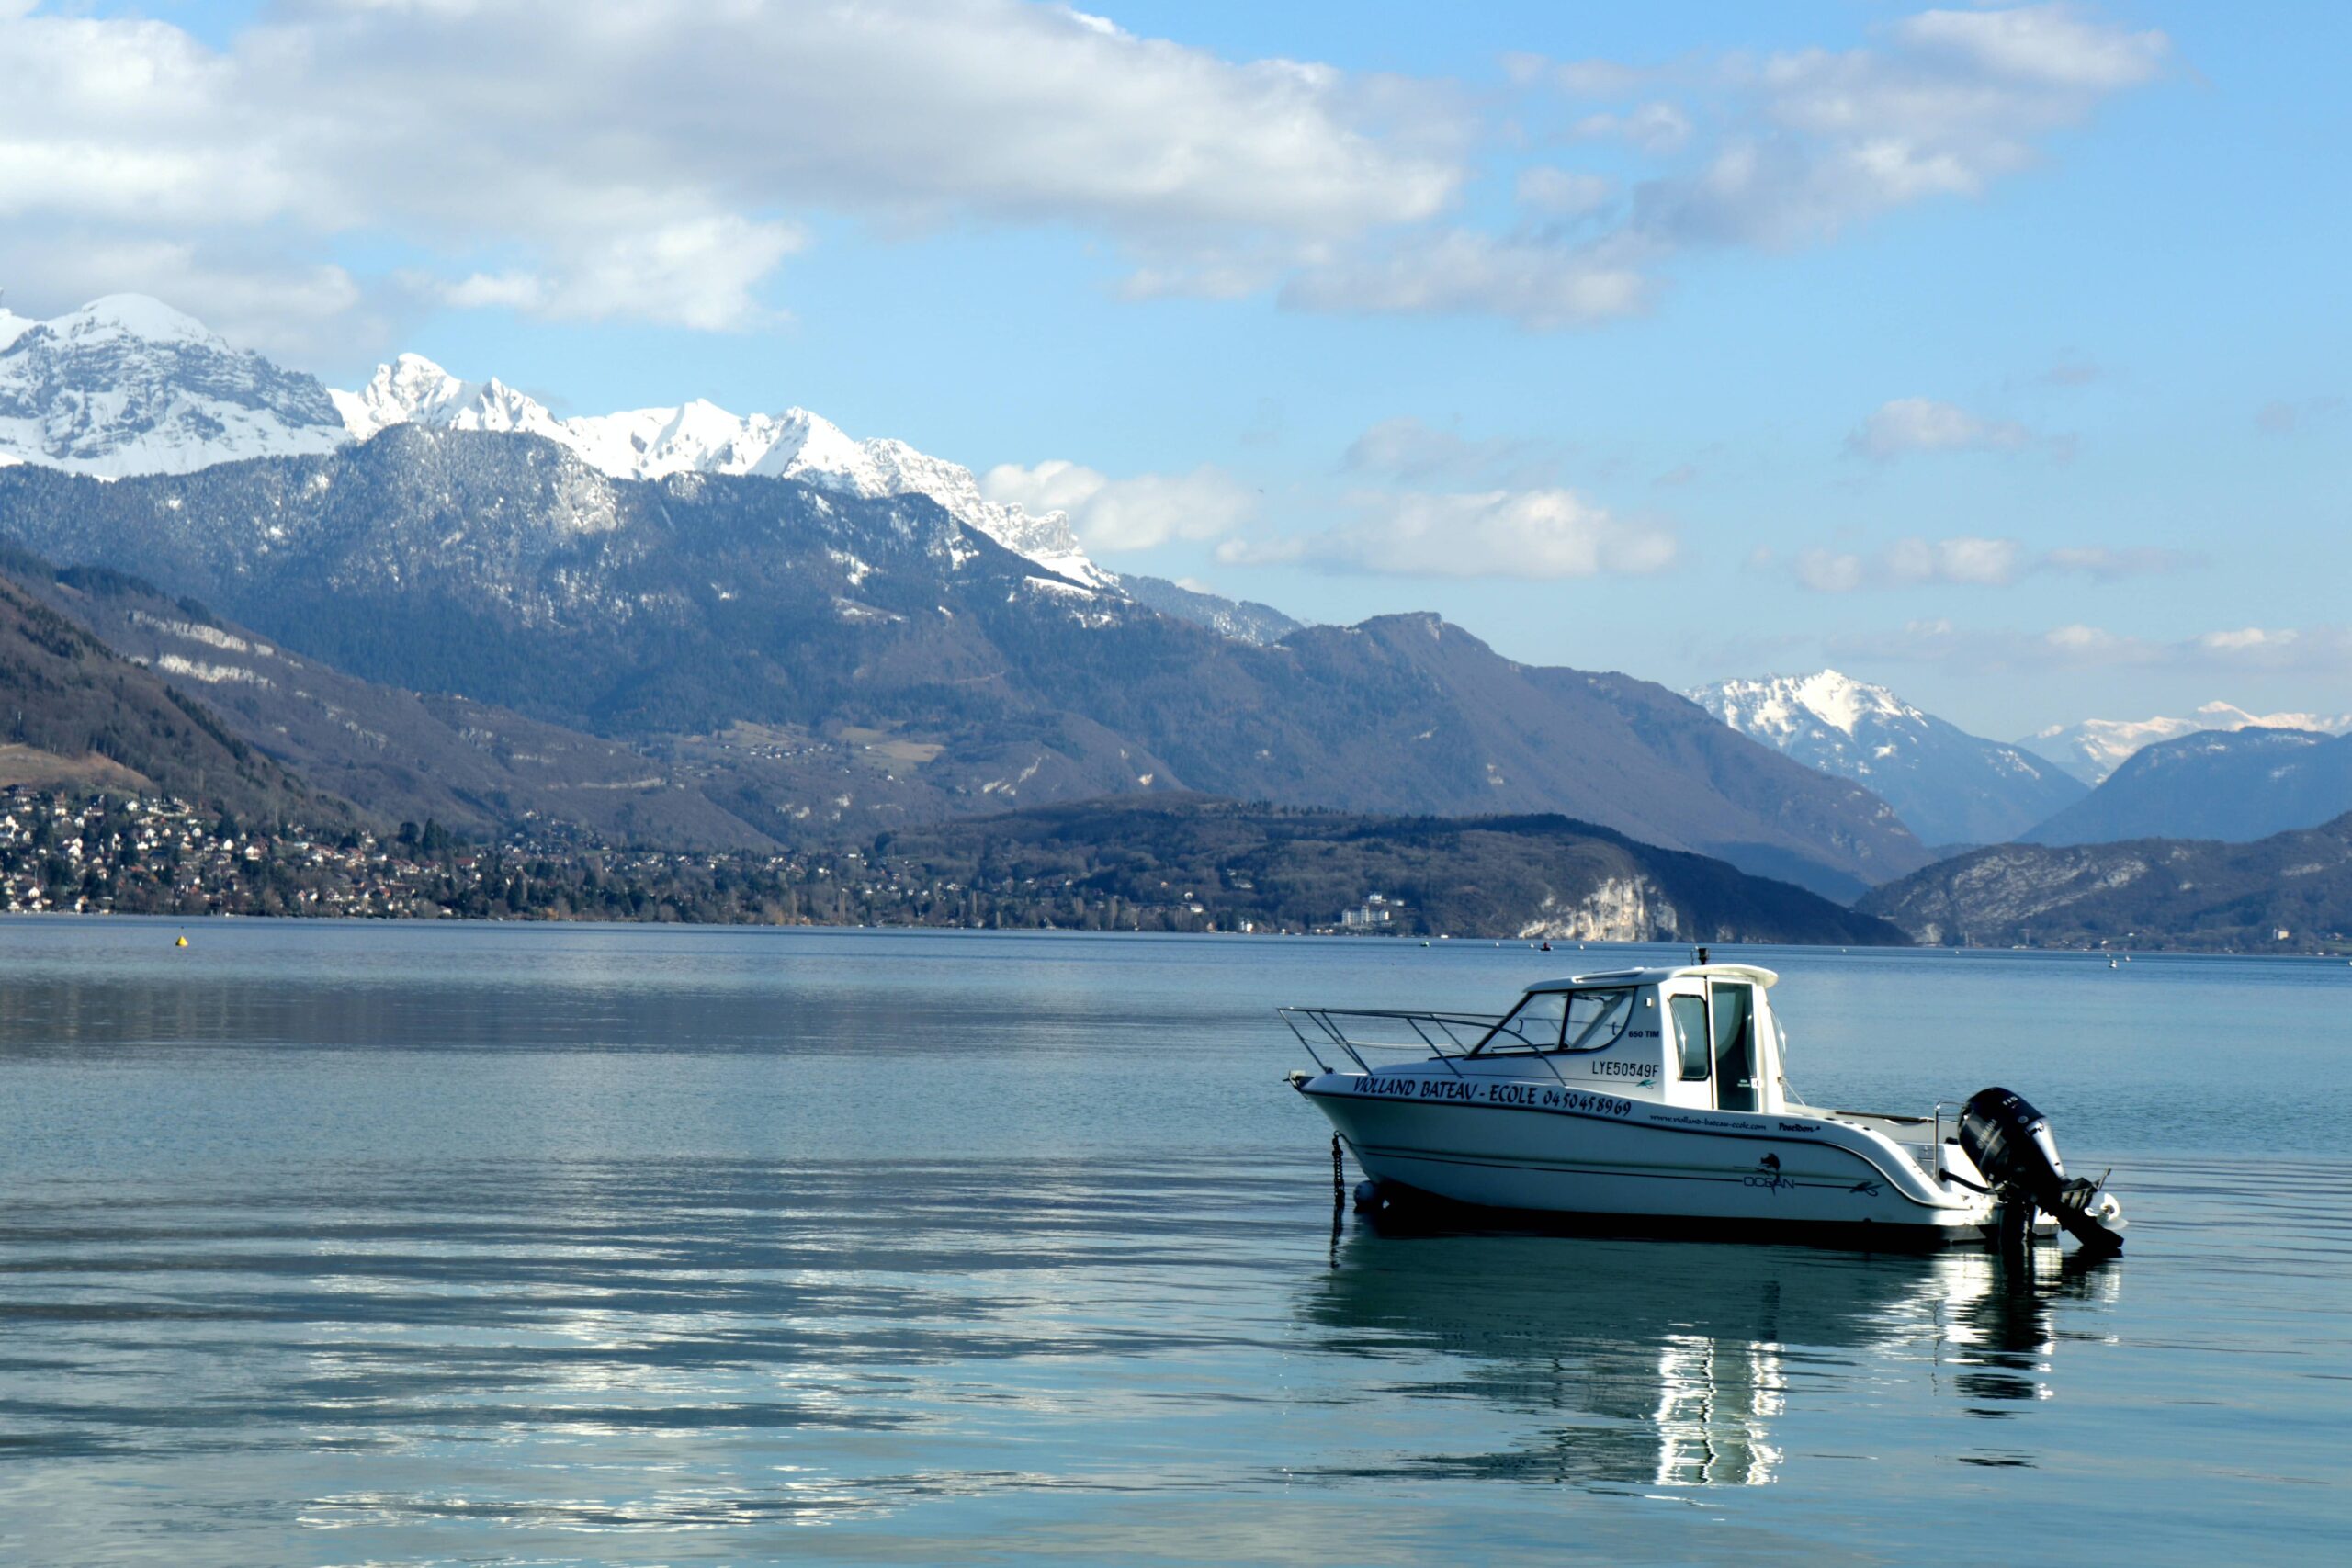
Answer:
[0, 296, 349, 478]
[2018, 726, 2352, 846]
[332, 352, 1110, 587]
[329, 354, 575, 446]
[0, 297, 1110, 590]
[1691, 669, 2085, 847]
[2021, 703, 2352, 784]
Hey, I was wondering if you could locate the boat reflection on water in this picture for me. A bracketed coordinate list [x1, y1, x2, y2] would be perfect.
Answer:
[1300, 1224, 2120, 1489]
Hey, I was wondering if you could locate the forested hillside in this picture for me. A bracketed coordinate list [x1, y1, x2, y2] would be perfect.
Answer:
[867, 795, 1910, 945]
[1860, 814, 2352, 952]
[0, 565, 351, 829]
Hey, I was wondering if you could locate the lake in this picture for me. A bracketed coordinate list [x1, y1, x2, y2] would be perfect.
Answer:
[1, 919, 2346, 1563]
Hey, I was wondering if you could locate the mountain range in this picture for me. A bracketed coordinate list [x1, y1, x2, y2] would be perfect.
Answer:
[1690, 669, 2084, 847]
[0, 300, 1933, 897]
[16, 289, 2333, 919]
[2018, 726, 2352, 847]
[0, 539, 1914, 946]
[2019, 702, 2352, 785]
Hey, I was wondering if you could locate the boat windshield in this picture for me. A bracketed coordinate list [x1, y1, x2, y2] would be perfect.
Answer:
[1474, 987, 1635, 1055]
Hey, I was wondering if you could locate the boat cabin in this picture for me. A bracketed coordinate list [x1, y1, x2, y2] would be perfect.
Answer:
[1458, 964, 1785, 1114]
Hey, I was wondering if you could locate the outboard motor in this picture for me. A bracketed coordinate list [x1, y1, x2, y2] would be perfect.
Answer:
[1959, 1088, 2125, 1253]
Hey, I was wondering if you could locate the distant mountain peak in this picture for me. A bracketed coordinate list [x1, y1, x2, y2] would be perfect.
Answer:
[2016, 723, 2352, 848]
[1704, 669, 1912, 740]
[54, 294, 221, 348]
[331, 354, 566, 445]
[1692, 669, 2083, 848]
[320, 344, 1114, 589]
[0, 295, 346, 479]
[2022, 703, 2352, 784]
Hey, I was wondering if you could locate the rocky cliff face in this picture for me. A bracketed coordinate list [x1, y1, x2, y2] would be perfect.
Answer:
[1518, 876, 1676, 942]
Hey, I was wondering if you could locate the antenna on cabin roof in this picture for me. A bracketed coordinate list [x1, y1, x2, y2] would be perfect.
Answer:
[1695, 945, 1710, 965]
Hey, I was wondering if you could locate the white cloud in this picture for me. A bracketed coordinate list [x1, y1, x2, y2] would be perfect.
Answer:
[1827, 619, 2352, 674]
[1573, 102, 1694, 154]
[2040, 545, 2197, 580]
[1799, 540, 2028, 592]
[1515, 166, 1612, 217]
[1895, 5, 2169, 89]
[979, 459, 1254, 553]
[1292, 5, 2167, 331]
[1846, 397, 2037, 459]
[2035, 356, 2103, 388]
[0, 0, 1464, 339]
[510, 217, 807, 331]
[1341, 416, 1550, 485]
[2256, 396, 2344, 434]
[1542, 58, 1663, 99]
[0, 3, 2170, 344]
[1282, 228, 1654, 330]
[1794, 535, 2193, 592]
[1889, 535, 2018, 584]
[1220, 487, 1675, 580]
[1652, 5, 2170, 250]
[0, 233, 371, 362]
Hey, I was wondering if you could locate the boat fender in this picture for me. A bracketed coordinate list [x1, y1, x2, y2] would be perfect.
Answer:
[1351, 1179, 1384, 1212]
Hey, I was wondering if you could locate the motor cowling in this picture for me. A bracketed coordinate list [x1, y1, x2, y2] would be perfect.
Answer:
[1960, 1087, 2064, 1190]
[1960, 1087, 2124, 1254]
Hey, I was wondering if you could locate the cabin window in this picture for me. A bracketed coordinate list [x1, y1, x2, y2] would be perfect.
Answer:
[1476, 987, 1637, 1055]
[1477, 990, 1568, 1053]
[1560, 988, 1634, 1053]
[1670, 994, 1710, 1079]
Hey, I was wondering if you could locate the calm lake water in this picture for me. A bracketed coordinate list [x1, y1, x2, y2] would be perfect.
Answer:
[1, 919, 2346, 1564]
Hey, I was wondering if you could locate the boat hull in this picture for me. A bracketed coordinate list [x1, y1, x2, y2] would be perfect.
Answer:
[1299, 1072, 1996, 1242]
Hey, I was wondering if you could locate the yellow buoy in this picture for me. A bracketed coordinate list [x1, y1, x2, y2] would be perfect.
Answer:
[175, 933, 188, 948]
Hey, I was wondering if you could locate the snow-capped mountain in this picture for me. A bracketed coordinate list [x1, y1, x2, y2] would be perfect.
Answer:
[0, 296, 349, 478]
[1691, 669, 2086, 847]
[0, 295, 1104, 587]
[2018, 726, 2352, 846]
[331, 353, 1109, 587]
[2020, 703, 2352, 785]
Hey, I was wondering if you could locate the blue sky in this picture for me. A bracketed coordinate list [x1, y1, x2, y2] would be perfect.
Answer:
[5, 2, 2346, 739]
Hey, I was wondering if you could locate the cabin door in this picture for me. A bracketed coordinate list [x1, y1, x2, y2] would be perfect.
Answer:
[1710, 983, 1758, 1112]
[1668, 992, 1713, 1107]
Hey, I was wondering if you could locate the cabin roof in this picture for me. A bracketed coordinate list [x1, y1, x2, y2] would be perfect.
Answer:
[1524, 964, 1779, 992]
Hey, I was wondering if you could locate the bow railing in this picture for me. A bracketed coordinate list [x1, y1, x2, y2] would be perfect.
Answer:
[1278, 1006, 1525, 1077]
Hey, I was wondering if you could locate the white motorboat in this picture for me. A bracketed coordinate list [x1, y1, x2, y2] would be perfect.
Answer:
[1283, 960, 2125, 1251]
